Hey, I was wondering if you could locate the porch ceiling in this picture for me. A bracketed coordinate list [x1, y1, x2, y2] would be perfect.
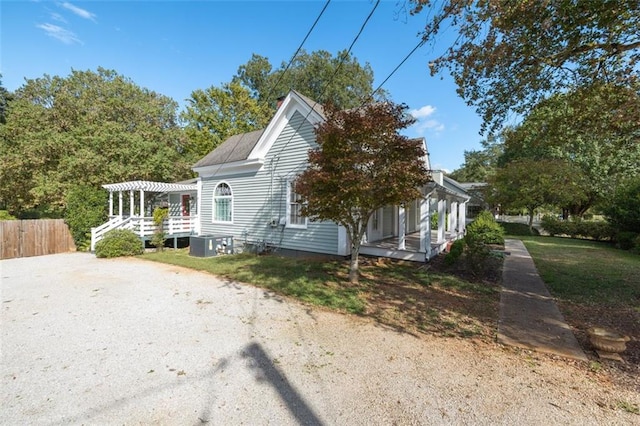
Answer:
[102, 180, 197, 193]
[424, 182, 470, 202]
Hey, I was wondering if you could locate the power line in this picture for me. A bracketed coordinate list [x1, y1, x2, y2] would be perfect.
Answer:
[273, 0, 381, 174]
[200, 0, 331, 179]
[263, 0, 331, 105]
[363, 0, 449, 105]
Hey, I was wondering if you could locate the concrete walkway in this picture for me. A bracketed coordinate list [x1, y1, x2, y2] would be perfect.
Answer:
[498, 239, 588, 361]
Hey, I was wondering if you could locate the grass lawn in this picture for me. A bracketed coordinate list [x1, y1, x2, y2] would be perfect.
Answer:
[517, 236, 640, 305]
[507, 232, 640, 368]
[141, 249, 500, 340]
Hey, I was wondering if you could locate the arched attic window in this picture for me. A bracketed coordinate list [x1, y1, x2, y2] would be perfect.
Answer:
[213, 182, 233, 223]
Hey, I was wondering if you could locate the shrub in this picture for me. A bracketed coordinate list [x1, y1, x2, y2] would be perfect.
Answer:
[0, 210, 16, 220]
[64, 185, 108, 250]
[461, 212, 504, 277]
[499, 222, 540, 236]
[465, 210, 504, 246]
[464, 231, 492, 277]
[632, 235, 640, 255]
[95, 229, 143, 258]
[541, 215, 563, 236]
[604, 178, 640, 234]
[150, 207, 168, 251]
[584, 221, 615, 241]
[615, 231, 639, 251]
[430, 212, 448, 230]
[444, 239, 465, 266]
[541, 215, 614, 241]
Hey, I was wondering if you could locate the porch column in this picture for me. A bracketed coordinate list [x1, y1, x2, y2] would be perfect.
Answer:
[129, 190, 135, 217]
[108, 192, 113, 217]
[451, 201, 459, 237]
[437, 199, 446, 242]
[459, 201, 467, 235]
[118, 191, 123, 217]
[139, 189, 145, 217]
[420, 196, 431, 258]
[447, 199, 454, 234]
[195, 179, 202, 235]
[398, 204, 406, 250]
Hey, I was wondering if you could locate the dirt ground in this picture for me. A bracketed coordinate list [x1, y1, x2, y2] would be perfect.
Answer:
[424, 251, 640, 393]
[2, 253, 639, 424]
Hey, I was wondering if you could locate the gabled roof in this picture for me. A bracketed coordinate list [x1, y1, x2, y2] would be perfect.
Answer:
[292, 89, 325, 119]
[192, 129, 265, 168]
[192, 90, 325, 177]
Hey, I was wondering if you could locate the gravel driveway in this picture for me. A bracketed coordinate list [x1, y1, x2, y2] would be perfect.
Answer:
[1, 253, 637, 425]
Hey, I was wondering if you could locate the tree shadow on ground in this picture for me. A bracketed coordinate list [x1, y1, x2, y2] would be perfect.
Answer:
[356, 254, 501, 342]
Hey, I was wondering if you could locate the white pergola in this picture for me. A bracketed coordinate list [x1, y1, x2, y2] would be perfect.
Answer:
[102, 180, 197, 218]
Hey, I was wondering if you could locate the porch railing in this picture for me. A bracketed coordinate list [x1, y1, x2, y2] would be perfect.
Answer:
[91, 215, 198, 251]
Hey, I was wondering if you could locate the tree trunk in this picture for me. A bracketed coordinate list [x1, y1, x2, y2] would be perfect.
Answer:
[349, 243, 360, 284]
[528, 207, 535, 231]
[349, 232, 362, 284]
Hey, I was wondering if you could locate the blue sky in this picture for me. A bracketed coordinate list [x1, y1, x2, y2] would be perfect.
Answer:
[1, 0, 484, 171]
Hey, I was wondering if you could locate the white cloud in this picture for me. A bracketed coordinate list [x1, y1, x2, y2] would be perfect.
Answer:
[61, 2, 96, 21]
[410, 104, 445, 135]
[410, 105, 436, 119]
[37, 23, 82, 44]
[50, 12, 67, 23]
[419, 119, 445, 133]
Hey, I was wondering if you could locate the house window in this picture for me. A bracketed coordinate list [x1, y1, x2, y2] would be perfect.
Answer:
[213, 182, 232, 223]
[372, 210, 379, 231]
[287, 180, 306, 228]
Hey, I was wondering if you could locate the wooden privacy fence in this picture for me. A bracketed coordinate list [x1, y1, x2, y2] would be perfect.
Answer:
[0, 219, 76, 259]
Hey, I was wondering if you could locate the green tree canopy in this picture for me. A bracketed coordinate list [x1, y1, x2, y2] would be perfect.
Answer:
[488, 158, 586, 229]
[180, 81, 272, 160]
[448, 134, 503, 182]
[410, 0, 640, 133]
[296, 101, 430, 283]
[0, 75, 13, 124]
[499, 83, 640, 216]
[0, 68, 191, 216]
[234, 49, 385, 109]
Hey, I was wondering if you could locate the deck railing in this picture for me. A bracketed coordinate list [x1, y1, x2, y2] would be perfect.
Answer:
[91, 215, 198, 251]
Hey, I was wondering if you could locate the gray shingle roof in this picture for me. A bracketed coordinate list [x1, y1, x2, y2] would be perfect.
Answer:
[192, 129, 265, 168]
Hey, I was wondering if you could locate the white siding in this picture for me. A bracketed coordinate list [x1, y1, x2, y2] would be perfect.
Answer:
[200, 111, 340, 255]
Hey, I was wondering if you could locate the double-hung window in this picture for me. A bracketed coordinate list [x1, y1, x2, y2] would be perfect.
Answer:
[213, 182, 232, 223]
[287, 180, 306, 228]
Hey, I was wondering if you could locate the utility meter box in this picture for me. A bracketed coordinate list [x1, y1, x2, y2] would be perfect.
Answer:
[189, 235, 233, 257]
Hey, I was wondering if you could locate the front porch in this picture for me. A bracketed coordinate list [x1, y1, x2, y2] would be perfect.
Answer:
[360, 172, 470, 262]
[360, 230, 461, 262]
[91, 180, 199, 251]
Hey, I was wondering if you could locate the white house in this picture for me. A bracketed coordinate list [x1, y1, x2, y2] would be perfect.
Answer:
[92, 90, 470, 260]
[191, 90, 470, 261]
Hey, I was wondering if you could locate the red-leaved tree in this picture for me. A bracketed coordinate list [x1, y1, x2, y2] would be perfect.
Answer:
[296, 101, 431, 283]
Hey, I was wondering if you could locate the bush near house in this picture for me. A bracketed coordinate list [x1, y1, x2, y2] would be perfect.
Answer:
[64, 185, 108, 250]
[444, 239, 465, 266]
[150, 207, 169, 251]
[465, 210, 505, 246]
[442, 212, 504, 278]
[95, 229, 144, 258]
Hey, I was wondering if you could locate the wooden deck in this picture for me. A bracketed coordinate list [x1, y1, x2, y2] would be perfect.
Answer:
[91, 215, 198, 251]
